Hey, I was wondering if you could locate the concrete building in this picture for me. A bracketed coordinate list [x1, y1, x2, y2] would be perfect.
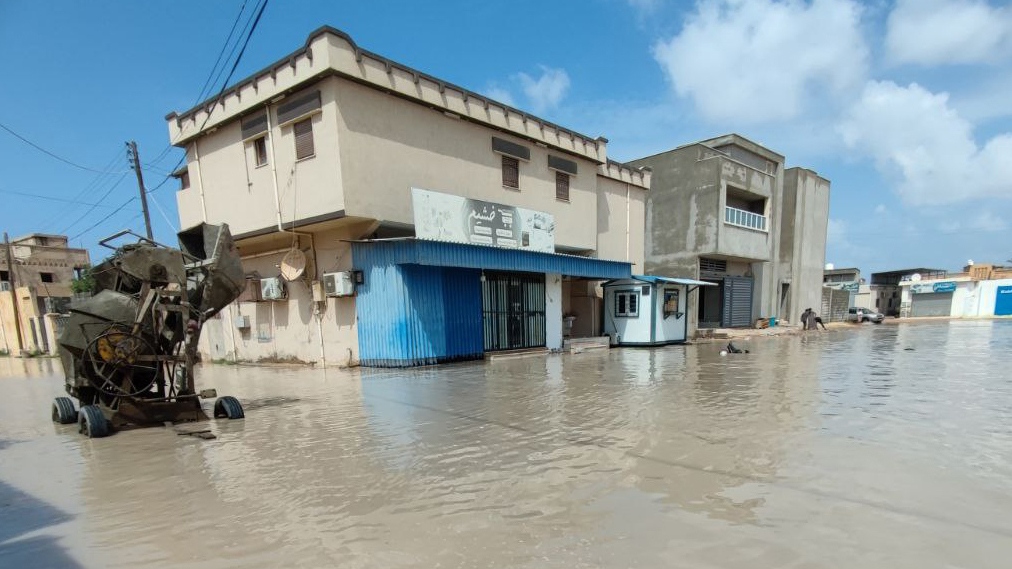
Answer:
[0, 233, 90, 354]
[871, 268, 944, 317]
[899, 263, 1012, 318]
[165, 27, 649, 366]
[629, 135, 829, 334]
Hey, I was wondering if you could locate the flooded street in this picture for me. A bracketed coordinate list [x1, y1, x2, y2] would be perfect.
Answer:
[2, 321, 1012, 568]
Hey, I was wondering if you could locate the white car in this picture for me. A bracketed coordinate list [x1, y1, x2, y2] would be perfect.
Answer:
[847, 307, 884, 324]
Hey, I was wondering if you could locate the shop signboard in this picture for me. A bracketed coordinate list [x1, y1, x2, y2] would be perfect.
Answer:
[911, 281, 957, 294]
[411, 188, 555, 253]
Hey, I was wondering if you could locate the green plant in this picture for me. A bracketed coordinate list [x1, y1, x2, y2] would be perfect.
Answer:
[71, 265, 95, 295]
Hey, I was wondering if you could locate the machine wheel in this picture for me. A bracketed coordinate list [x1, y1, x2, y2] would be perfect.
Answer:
[78, 405, 110, 438]
[214, 396, 244, 420]
[51, 397, 78, 424]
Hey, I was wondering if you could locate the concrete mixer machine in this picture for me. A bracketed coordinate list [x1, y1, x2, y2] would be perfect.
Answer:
[51, 223, 247, 437]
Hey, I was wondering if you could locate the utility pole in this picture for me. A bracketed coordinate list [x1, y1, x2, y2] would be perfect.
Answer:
[3, 232, 24, 354]
[127, 141, 154, 240]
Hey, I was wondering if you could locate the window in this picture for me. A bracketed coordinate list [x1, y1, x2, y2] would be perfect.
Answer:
[1, 270, 8, 281]
[555, 171, 570, 201]
[253, 136, 268, 167]
[40, 272, 55, 283]
[293, 118, 314, 160]
[615, 291, 639, 317]
[875, 298, 880, 308]
[502, 155, 519, 189]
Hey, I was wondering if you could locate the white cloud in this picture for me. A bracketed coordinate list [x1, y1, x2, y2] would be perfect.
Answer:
[970, 211, 1008, 232]
[885, 0, 1012, 66]
[840, 80, 1012, 206]
[515, 67, 571, 113]
[483, 86, 516, 108]
[652, 0, 868, 123]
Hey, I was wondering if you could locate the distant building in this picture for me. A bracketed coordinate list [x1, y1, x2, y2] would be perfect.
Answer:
[630, 134, 830, 333]
[0, 233, 90, 354]
[823, 267, 860, 285]
[870, 268, 945, 317]
[899, 263, 1012, 318]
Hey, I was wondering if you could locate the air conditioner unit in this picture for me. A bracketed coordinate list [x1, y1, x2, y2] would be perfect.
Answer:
[260, 277, 287, 301]
[234, 315, 250, 329]
[322, 271, 355, 297]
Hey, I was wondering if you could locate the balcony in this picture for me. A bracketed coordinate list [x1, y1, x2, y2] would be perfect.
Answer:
[724, 205, 767, 232]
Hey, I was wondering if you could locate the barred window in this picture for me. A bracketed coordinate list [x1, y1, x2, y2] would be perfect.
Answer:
[294, 118, 314, 160]
[555, 171, 570, 201]
[615, 291, 639, 317]
[502, 155, 519, 189]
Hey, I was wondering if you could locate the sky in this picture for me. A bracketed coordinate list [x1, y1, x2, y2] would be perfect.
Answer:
[1, 0, 1010, 274]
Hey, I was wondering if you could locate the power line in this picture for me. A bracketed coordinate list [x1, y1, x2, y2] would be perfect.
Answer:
[194, 0, 251, 104]
[59, 172, 130, 234]
[71, 197, 139, 241]
[0, 188, 123, 208]
[0, 121, 132, 174]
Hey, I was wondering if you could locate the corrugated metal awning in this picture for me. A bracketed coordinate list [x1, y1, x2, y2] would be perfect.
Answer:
[350, 239, 631, 279]
[605, 275, 716, 287]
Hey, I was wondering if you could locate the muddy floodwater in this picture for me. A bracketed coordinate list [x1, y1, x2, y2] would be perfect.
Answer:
[2, 321, 1012, 568]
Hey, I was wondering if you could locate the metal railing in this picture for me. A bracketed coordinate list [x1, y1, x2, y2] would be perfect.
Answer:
[724, 206, 767, 232]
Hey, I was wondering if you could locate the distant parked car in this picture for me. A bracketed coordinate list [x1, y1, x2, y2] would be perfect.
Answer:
[847, 307, 884, 324]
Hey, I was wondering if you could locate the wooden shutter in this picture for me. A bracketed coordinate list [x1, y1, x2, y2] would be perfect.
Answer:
[502, 156, 519, 188]
[294, 119, 314, 159]
[555, 171, 569, 201]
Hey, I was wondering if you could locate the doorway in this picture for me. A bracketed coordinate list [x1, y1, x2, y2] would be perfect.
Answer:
[481, 271, 546, 351]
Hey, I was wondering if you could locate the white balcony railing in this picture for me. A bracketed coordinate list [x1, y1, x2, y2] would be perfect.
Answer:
[724, 206, 767, 232]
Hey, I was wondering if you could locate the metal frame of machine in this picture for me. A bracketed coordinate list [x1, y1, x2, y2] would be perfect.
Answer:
[51, 223, 247, 437]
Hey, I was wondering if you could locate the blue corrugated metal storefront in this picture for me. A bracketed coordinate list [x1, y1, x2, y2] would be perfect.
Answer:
[352, 239, 631, 367]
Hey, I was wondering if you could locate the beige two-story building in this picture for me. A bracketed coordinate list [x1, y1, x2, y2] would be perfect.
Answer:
[166, 26, 648, 366]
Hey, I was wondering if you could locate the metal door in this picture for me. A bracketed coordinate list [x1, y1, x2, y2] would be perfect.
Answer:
[721, 276, 753, 328]
[482, 272, 546, 351]
[910, 292, 953, 317]
[996, 286, 1012, 316]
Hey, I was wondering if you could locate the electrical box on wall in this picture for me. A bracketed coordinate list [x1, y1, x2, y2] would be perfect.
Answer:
[322, 271, 355, 297]
[260, 277, 287, 301]
[234, 315, 250, 329]
[311, 280, 325, 302]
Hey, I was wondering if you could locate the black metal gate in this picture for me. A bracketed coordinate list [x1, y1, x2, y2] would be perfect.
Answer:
[481, 271, 546, 351]
[721, 276, 754, 328]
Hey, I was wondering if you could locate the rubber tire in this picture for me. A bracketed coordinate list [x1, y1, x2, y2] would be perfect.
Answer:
[78, 405, 109, 438]
[214, 396, 244, 420]
[52, 397, 78, 424]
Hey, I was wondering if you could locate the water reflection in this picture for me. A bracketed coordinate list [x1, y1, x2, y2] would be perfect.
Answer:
[1, 322, 1011, 568]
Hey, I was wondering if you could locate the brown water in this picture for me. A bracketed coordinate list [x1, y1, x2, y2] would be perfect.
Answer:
[2, 321, 1011, 568]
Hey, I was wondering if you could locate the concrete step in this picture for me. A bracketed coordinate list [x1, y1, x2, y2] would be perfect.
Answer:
[563, 336, 611, 354]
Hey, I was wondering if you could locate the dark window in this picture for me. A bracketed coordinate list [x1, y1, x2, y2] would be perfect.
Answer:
[875, 298, 880, 308]
[294, 118, 314, 160]
[40, 272, 55, 283]
[502, 155, 519, 189]
[555, 171, 570, 201]
[180, 171, 190, 190]
[253, 137, 268, 167]
[1, 270, 8, 281]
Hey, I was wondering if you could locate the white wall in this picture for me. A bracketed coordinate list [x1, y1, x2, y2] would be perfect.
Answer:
[545, 273, 563, 351]
[656, 285, 687, 343]
[603, 282, 652, 344]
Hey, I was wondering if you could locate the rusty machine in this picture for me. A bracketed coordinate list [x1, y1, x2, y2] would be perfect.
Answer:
[51, 223, 246, 438]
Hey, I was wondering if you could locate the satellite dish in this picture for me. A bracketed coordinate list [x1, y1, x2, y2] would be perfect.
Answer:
[910, 273, 922, 282]
[280, 249, 306, 281]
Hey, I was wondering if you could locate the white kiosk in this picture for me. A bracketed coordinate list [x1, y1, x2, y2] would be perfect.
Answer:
[603, 276, 715, 346]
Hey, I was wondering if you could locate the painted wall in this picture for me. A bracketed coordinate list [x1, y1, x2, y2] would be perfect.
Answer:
[596, 175, 646, 273]
[178, 79, 346, 235]
[545, 273, 563, 350]
[333, 79, 600, 252]
[655, 285, 688, 343]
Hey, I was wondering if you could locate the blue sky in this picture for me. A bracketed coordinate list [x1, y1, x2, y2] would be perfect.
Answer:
[1, 0, 1010, 274]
